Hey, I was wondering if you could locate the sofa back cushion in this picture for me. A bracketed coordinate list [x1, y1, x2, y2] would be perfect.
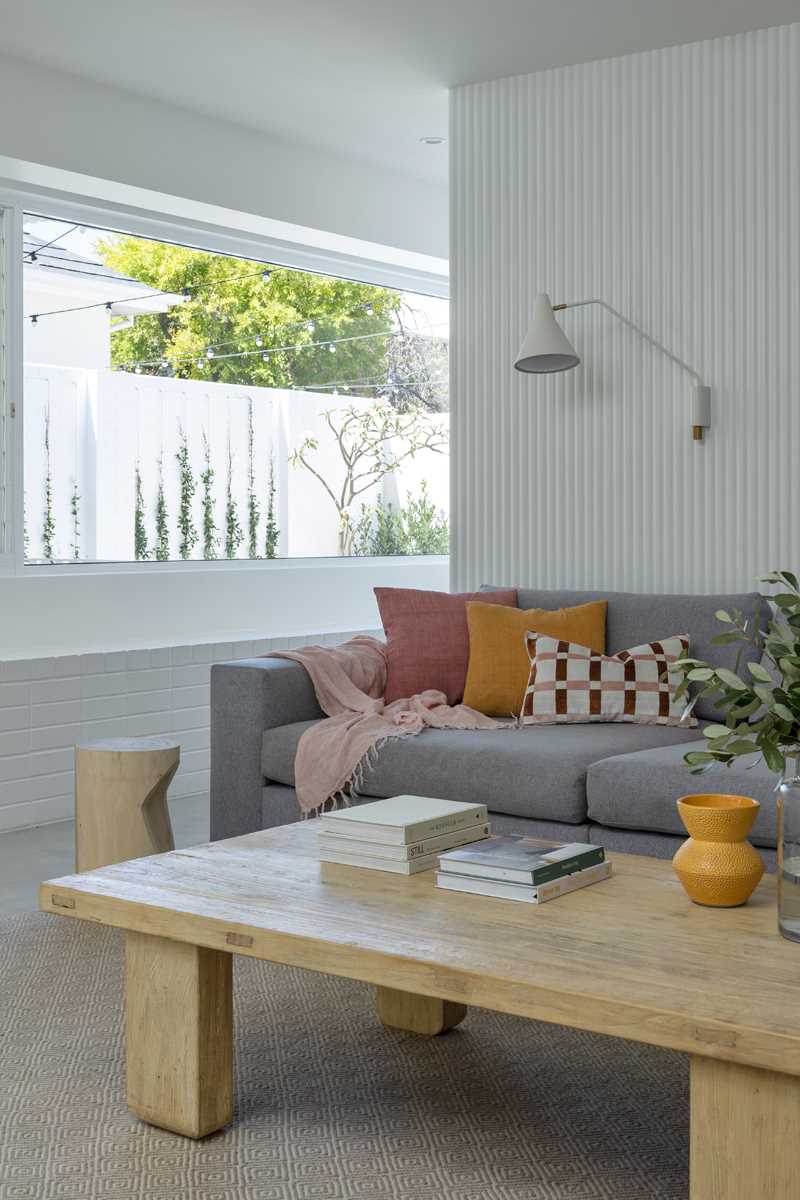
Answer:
[481, 586, 767, 721]
[376, 587, 517, 705]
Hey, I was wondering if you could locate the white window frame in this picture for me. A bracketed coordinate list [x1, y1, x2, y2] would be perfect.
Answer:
[0, 182, 448, 577]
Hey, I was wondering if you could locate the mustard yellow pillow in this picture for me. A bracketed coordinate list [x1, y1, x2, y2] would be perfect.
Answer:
[463, 600, 607, 717]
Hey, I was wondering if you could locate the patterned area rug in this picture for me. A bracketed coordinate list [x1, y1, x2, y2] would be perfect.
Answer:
[0, 913, 688, 1199]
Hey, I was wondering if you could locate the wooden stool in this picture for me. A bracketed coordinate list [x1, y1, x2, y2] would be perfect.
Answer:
[75, 737, 181, 872]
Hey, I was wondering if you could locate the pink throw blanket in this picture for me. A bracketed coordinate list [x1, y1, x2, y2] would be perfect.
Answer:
[266, 636, 499, 813]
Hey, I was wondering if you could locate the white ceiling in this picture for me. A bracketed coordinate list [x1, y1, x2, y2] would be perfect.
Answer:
[0, 0, 797, 185]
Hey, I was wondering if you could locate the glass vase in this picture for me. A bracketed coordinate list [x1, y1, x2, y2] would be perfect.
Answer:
[777, 754, 800, 941]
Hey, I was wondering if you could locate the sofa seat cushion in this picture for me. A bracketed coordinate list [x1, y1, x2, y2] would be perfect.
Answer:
[587, 741, 779, 848]
[261, 720, 701, 825]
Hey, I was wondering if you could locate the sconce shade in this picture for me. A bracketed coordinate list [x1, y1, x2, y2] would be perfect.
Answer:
[514, 293, 580, 373]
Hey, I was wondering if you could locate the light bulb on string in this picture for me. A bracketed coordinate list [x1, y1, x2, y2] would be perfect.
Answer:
[30, 315, 38, 325]
[328, 344, 337, 353]
[255, 335, 263, 347]
[262, 270, 271, 283]
[365, 304, 373, 316]
[307, 321, 315, 333]
[135, 366, 142, 375]
[105, 302, 113, 312]
[206, 348, 215, 359]
[196, 358, 205, 369]
[261, 352, 269, 362]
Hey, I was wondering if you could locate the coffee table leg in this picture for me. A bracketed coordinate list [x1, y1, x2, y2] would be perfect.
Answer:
[690, 1056, 800, 1199]
[376, 985, 466, 1035]
[126, 931, 233, 1137]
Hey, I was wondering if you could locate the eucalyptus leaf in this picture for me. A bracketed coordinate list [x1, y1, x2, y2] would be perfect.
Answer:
[716, 668, 748, 690]
[747, 661, 773, 683]
[762, 742, 786, 773]
[703, 724, 730, 739]
[774, 704, 796, 723]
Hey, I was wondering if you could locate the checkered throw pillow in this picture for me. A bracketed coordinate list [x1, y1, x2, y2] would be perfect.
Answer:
[521, 633, 697, 726]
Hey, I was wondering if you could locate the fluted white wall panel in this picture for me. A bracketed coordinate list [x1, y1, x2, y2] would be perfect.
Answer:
[451, 23, 799, 593]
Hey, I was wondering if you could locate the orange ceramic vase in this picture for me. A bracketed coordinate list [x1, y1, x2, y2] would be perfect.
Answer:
[673, 794, 764, 907]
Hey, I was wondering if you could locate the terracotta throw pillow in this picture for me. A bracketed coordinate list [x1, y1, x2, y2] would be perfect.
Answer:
[463, 600, 607, 717]
[521, 632, 696, 726]
[375, 587, 517, 705]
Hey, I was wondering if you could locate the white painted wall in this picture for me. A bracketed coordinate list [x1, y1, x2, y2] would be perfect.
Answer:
[0, 624, 383, 833]
[450, 22, 799, 594]
[0, 52, 447, 260]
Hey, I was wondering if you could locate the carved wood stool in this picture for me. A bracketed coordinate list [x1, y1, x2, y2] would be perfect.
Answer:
[75, 736, 181, 871]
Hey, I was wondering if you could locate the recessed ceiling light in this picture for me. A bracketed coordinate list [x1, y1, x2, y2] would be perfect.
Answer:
[420, 136, 445, 145]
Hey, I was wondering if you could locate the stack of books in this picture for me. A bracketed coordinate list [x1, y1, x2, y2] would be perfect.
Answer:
[319, 795, 490, 874]
[436, 835, 612, 904]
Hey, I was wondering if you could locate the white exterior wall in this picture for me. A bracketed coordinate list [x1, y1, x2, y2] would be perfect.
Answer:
[22, 367, 450, 563]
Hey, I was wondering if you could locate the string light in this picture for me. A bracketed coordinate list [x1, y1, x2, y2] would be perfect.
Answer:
[24, 222, 81, 262]
[23, 263, 289, 323]
[255, 334, 263, 347]
[262, 269, 271, 282]
[115, 321, 447, 374]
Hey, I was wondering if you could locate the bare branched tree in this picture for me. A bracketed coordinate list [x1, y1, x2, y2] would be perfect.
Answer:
[290, 401, 447, 555]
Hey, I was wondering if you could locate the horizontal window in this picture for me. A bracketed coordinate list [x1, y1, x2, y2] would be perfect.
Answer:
[21, 213, 449, 565]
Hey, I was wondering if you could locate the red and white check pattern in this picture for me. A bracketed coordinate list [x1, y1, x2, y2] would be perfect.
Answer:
[521, 633, 696, 726]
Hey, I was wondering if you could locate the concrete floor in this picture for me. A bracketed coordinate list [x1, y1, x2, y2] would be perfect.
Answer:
[0, 793, 210, 914]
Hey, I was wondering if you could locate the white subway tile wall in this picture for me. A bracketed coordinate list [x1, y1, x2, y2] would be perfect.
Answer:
[0, 628, 378, 833]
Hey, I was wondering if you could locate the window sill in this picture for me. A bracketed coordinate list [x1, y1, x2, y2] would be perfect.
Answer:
[0, 554, 449, 579]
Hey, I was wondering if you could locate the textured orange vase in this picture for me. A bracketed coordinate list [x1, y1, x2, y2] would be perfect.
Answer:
[673, 794, 764, 907]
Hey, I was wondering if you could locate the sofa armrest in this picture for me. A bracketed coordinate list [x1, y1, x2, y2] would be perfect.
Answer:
[210, 657, 322, 840]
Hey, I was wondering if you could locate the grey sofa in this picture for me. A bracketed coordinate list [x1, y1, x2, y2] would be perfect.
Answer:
[210, 587, 778, 869]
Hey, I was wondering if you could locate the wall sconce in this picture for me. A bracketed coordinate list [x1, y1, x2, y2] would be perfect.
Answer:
[514, 293, 711, 441]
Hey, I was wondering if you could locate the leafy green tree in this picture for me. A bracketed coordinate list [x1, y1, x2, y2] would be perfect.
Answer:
[134, 465, 149, 560]
[175, 425, 198, 559]
[200, 432, 218, 560]
[224, 436, 243, 559]
[98, 238, 401, 393]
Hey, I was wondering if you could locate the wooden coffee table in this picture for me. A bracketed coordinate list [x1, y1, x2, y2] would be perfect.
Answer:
[40, 823, 799, 1198]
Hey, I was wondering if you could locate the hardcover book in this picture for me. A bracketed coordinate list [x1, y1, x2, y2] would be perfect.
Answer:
[438, 835, 604, 885]
[320, 795, 488, 846]
[319, 822, 490, 862]
[319, 847, 443, 875]
[436, 859, 613, 903]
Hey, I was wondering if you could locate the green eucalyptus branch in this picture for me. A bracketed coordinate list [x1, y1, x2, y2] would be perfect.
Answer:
[672, 570, 800, 775]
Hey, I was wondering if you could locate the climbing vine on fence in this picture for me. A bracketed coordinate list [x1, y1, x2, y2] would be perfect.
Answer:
[200, 432, 218, 560]
[176, 425, 198, 560]
[42, 408, 56, 561]
[70, 481, 80, 560]
[134, 464, 149, 560]
[224, 434, 243, 559]
[155, 454, 170, 561]
[247, 401, 260, 558]
[264, 454, 279, 559]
